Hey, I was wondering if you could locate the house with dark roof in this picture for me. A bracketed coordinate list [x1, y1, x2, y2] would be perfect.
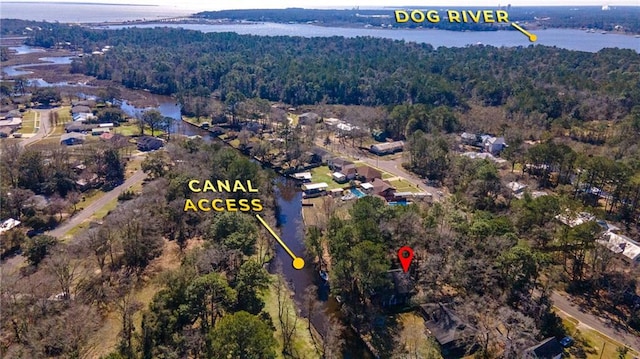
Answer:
[60, 132, 86, 146]
[522, 337, 564, 359]
[371, 178, 396, 201]
[71, 105, 92, 115]
[298, 112, 320, 125]
[311, 147, 332, 164]
[356, 165, 382, 183]
[328, 158, 354, 172]
[379, 270, 414, 307]
[421, 303, 477, 358]
[137, 136, 164, 151]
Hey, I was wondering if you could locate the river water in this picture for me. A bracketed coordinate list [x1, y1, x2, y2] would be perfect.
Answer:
[105, 23, 639, 52]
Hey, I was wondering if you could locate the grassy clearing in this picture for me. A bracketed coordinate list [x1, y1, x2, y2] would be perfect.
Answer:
[17, 110, 36, 134]
[262, 275, 320, 359]
[397, 313, 443, 358]
[388, 179, 422, 193]
[114, 124, 140, 136]
[556, 310, 638, 359]
[309, 166, 344, 190]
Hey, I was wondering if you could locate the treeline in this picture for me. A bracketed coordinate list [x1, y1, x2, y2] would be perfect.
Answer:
[194, 7, 640, 33]
[21, 25, 634, 124]
[7, 21, 638, 127]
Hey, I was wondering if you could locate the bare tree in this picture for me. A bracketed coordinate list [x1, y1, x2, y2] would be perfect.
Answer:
[276, 274, 298, 356]
[43, 246, 79, 300]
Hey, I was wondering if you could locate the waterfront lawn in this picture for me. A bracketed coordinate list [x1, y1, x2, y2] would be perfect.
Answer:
[262, 275, 320, 359]
[17, 110, 36, 134]
[114, 124, 140, 136]
[309, 166, 343, 189]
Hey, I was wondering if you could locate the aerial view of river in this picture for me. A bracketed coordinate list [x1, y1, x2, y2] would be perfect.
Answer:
[106, 23, 639, 52]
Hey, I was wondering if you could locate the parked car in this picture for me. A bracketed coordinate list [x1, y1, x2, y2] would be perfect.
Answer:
[560, 336, 574, 348]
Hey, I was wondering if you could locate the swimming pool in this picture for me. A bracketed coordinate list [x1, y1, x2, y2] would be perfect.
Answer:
[389, 201, 409, 206]
[350, 188, 366, 198]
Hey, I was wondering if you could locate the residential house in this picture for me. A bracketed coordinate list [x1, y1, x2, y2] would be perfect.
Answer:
[65, 122, 94, 133]
[60, 132, 86, 146]
[556, 211, 596, 228]
[484, 136, 507, 155]
[298, 112, 319, 125]
[328, 158, 354, 172]
[342, 164, 358, 180]
[71, 105, 92, 115]
[379, 270, 414, 307]
[598, 232, 640, 264]
[357, 166, 382, 183]
[371, 178, 396, 201]
[137, 136, 164, 151]
[370, 141, 404, 156]
[421, 303, 478, 358]
[310, 147, 332, 165]
[522, 337, 564, 359]
[0, 218, 21, 235]
[0, 117, 22, 130]
[301, 182, 328, 198]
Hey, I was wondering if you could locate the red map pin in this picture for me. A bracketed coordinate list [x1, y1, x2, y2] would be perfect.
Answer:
[398, 246, 414, 273]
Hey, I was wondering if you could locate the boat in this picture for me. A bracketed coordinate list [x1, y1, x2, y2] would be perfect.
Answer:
[319, 270, 329, 282]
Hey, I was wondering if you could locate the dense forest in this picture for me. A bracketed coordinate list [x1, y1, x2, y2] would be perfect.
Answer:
[16, 22, 638, 126]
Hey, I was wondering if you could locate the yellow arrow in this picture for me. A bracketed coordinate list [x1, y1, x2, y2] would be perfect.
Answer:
[256, 214, 304, 270]
[511, 22, 537, 42]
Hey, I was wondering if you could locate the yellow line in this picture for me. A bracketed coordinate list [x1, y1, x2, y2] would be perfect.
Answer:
[511, 22, 537, 42]
[256, 214, 296, 260]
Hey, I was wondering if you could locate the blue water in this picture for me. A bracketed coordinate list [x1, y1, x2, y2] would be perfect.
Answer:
[106, 23, 640, 53]
[0, 2, 193, 23]
[389, 201, 408, 206]
[351, 188, 366, 198]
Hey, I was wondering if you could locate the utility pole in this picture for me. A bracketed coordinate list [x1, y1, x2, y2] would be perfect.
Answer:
[599, 342, 606, 359]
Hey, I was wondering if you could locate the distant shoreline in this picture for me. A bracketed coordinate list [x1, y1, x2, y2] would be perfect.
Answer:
[2, 1, 158, 6]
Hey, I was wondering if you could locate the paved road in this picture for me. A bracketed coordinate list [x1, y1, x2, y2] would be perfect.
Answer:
[20, 108, 53, 148]
[47, 169, 146, 239]
[551, 291, 640, 353]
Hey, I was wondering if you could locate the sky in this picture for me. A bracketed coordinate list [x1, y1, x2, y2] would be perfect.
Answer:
[6, 0, 639, 10]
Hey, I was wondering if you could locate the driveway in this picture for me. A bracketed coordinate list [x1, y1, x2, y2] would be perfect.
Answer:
[20, 108, 54, 148]
[47, 169, 146, 239]
[552, 291, 640, 353]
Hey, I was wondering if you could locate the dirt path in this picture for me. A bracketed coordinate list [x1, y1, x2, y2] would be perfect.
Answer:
[551, 291, 640, 353]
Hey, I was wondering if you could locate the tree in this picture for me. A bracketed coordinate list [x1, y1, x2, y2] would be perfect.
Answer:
[101, 148, 125, 188]
[186, 273, 237, 332]
[141, 109, 163, 135]
[24, 235, 57, 266]
[235, 260, 270, 314]
[141, 151, 168, 179]
[209, 311, 277, 359]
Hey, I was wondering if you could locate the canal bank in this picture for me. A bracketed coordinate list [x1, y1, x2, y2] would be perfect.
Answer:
[170, 118, 374, 358]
